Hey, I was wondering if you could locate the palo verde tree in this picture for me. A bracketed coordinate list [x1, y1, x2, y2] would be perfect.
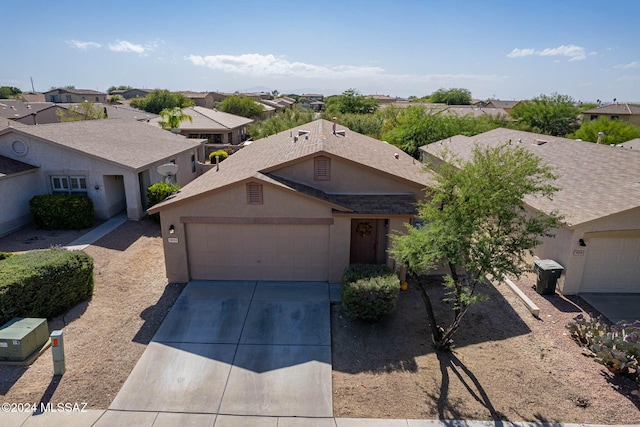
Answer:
[510, 93, 581, 136]
[324, 89, 379, 115]
[429, 87, 472, 105]
[569, 117, 640, 145]
[130, 89, 194, 114]
[56, 102, 107, 122]
[390, 143, 562, 351]
[158, 107, 193, 131]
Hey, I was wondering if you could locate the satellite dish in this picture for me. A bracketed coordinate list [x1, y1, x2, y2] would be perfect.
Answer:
[157, 163, 179, 183]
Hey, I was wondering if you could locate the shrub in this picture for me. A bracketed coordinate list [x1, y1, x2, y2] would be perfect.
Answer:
[341, 264, 400, 322]
[566, 314, 640, 376]
[0, 248, 94, 325]
[0, 252, 16, 261]
[147, 181, 179, 221]
[29, 194, 94, 229]
[209, 150, 229, 164]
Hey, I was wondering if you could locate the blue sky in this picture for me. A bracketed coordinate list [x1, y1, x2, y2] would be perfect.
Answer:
[2, 0, 640, 102]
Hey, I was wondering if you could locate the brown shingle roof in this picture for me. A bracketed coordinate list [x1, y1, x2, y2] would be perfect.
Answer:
[149, 119, 436, 212]
[0, 155, 38, 177]
[147, 106, 252, 131]
[0, 119, 202, 170]
[582, 103, 640, 115]
[420, 128, 640, 227]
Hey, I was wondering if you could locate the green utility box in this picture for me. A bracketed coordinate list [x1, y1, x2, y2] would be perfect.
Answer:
[534, 259, 564, 295]
[0, 318, 49, 361]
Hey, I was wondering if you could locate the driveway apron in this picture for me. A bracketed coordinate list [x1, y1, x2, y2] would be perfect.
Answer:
[110, 280, 332, 418]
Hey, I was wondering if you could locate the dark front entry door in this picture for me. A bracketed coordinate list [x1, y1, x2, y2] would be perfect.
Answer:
[350, 219, 379, 264]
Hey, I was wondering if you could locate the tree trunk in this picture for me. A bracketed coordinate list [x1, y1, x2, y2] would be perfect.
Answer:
[411, 273, 443, 347]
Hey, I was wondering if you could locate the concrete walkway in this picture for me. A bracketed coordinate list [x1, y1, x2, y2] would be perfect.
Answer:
[64, 213, 128, 251]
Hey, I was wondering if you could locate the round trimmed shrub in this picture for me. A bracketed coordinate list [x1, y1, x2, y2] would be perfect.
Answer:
[341, 264, 400, 322]
[209, 149, 229, 164]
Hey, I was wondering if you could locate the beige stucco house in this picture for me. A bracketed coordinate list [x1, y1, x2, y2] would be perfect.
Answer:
[0, 119, 202, 236]
[148, 119, 436, 283]
[179, 91, 216, 109]
[582, 103, 640, 127]
[44, 88, 108, 104]
[420, 128, 640, 295]
[147, 106, 253, 160]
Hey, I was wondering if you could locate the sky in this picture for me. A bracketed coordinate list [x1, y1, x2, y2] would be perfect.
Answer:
[2, 0, 640, 102]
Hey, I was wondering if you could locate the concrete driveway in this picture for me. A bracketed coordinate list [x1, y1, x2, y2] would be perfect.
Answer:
[109, 280, 332, 419]
[579, 293, 640, 323]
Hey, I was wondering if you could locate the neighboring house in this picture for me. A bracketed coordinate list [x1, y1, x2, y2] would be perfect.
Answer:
[582, 103, 640, 126]
[179, 91, 216, 109]
[44, 88, 108, 103]
[57, 103, 158, 122]
[483, 100, 521, 114]
[367, 94, 398, 105]
[147, 106, 252, 159]
[0, 119, 202, 235]
[420, 128, 640, 295]
[148, 119, 436, 283]
[0, 100, 65, 125]
[19, 92, 46, 103]
[121, 88, 152, 99]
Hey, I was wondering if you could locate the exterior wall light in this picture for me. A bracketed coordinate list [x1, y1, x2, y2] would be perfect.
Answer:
[578, 238, 586, 247]
[169, 225, 175, 234]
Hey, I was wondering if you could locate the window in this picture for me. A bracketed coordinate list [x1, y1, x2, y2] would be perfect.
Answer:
[51, 175, 87, 196]
[610, 115, 620, 120]
[590, 115, 598, 121]
[314, 156, 331, 181]
[246, 183, 263, 204]
[227, 132, 233, 144]
[191, 153, 196, 173]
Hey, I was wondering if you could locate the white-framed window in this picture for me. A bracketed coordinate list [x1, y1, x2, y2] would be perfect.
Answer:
[51, 175, 87, 196]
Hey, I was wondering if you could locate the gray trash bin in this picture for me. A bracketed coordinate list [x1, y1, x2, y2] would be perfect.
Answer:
[534, 259, 564, 295]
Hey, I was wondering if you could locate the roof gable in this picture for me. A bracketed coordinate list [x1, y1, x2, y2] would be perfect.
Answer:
[149, 119, 436, 212]
[147, 106, 253, 131]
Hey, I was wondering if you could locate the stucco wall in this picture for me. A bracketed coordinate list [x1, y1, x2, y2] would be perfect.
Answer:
[0, 169, 42, 236]
[274, 156, 424, 196]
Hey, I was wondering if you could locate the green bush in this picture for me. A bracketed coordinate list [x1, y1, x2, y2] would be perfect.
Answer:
[29, 194, 94, 229]
[147, 182, 180, 221]
[0, 252, 16, 261]
[0, 248, 94, 325]
[341, 264, 400, 322]
[209, 149, 229, 164]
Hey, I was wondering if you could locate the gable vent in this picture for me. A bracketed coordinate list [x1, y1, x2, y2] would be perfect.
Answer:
[246, 183, 263, 204]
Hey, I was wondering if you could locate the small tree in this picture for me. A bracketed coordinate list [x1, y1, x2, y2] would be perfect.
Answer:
[56, 102, 106, 122]
[218, 96, 265, 118]
[429, 87, 472, 105]
[325, 89, 379, 115]
[510, 93, 581, 136]
[158, 107, 192, 131]
[570, 117, 640, 145]
[390, 143, 562, 351]
[130, 89, 194, 114]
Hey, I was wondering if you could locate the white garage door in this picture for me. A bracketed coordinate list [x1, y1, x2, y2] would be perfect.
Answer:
[186, 223, 330, 281]
[581, 238, 640, 293]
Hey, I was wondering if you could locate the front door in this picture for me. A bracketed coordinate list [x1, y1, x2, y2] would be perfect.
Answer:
[350, 219, 379, 264]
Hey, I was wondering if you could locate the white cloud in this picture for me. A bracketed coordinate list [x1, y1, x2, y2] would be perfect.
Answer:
[67, 40, 101, 50]
[507, 44, 590, 61]
[614, 61, 640, 69]
[108, 40, 157, 55]
[186, 53, 384, 78]
[617, 75, 640, 82]
[186, 53, 506, 84]
[507, 48, 535, 58]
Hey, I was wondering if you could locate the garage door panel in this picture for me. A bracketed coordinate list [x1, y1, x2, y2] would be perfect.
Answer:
[581, 238, 640, 293]
[186, 224, 329, 281]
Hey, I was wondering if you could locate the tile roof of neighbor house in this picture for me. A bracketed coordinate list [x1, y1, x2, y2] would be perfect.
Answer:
[146, 106, 253, 131]
[420, 128, 640, 227]
[0, 155, 38, 177]
[582, 103, 640, 115]
[149, 119, 436, 213]
[0, 119, 202, 171]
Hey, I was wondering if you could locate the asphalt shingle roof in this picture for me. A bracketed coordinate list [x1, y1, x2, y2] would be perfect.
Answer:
[0, 119, 202, 170]
[147, 106, 253, 131]
[582, 103, 640, 115]
[150, 119, 435, 212]
[0, 155, 38, 177]
[420, 128, 640, 227]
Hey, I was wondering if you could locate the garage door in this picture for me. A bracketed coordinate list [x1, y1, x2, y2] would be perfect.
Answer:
[185, 223, 330, 281]
[581, 238, 640, 293]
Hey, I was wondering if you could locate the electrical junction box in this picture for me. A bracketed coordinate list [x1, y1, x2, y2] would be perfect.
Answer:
[0, 318, 49, 361]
